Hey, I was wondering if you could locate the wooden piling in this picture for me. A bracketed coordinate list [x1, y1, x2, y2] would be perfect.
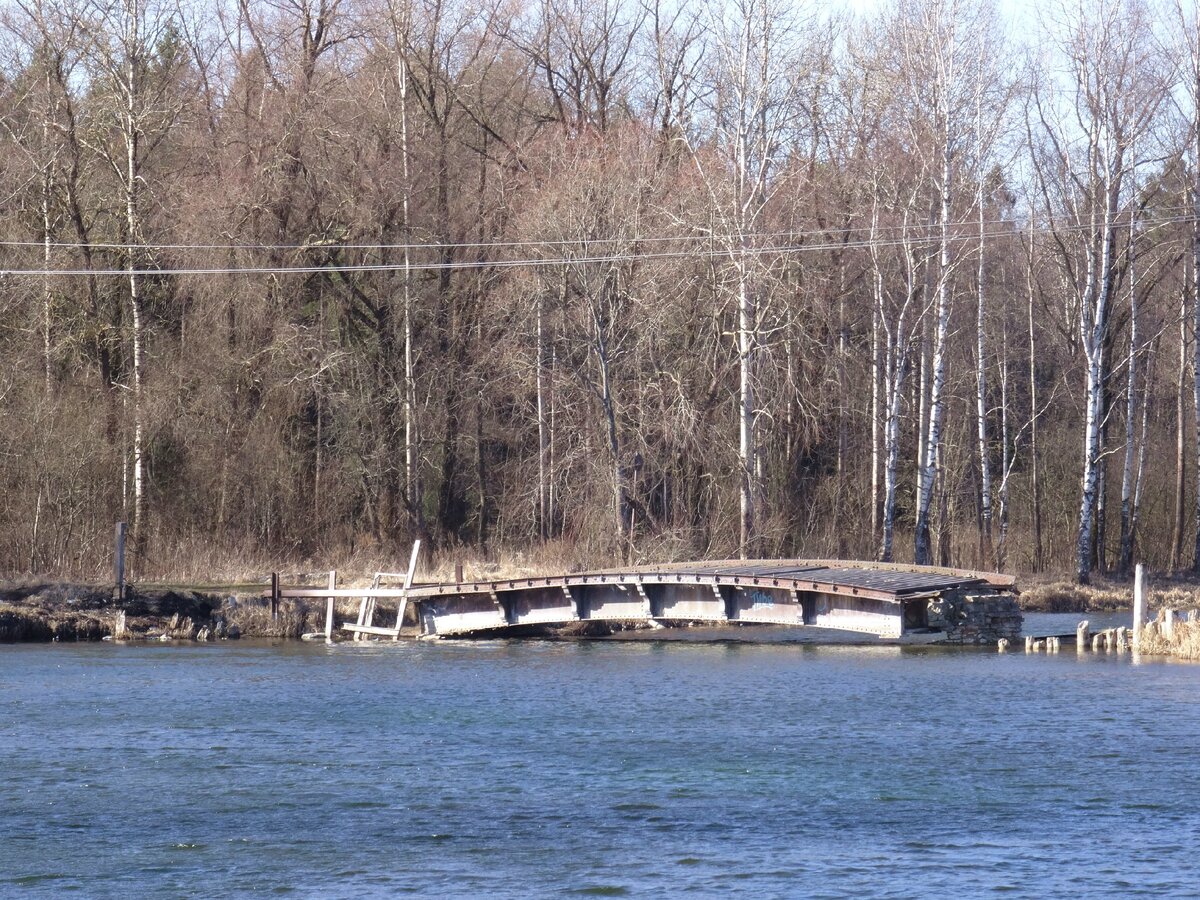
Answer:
[1115, 626, 1128, 653]
[1133, 563, 1146, 647]
[325, 570, 336, 643]
[1077, 620, 1090, 652]
[1025, 635, 1034, 653]
[997, 638, 1009, 652]
[1163, 608, 1176, 641]
[1092, 633, 1103, 652]
[270, 572, 280, 622]
[113, 522, 127, 603]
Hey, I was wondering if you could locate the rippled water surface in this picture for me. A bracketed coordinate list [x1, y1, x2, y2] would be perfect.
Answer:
[2, 618, 1198, 897]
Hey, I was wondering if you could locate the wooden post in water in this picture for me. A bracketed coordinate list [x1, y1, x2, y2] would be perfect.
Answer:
[1163, 608, 1176, 641]
[1133, 564, 1147, 648]
[270, 572, 280, 622]
[1077, 620, 1090, 652]
[325, 570, 336, 643]
[113, 522, 127, 603]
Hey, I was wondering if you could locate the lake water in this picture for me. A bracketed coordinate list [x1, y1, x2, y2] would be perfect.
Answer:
[2, 613, 1197, 897]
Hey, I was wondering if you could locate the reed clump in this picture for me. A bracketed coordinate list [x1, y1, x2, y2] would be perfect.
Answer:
[223, 601, 311, 639]
[1136, 611, 1200, 660]
[1021, 580, 1200, 613]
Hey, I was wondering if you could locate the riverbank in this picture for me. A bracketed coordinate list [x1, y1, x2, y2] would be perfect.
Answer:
[4, 570, 1199, 658]
[1018, 575, 1200, 613]
[0, 581, 404, 642]
[1135, 610, 1200, 660]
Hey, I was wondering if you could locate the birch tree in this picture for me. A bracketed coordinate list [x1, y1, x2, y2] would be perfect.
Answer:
[81, 0, 185, 560]
[1028, 0, 1165, 584]
[894, 0, 996, 566]
[679, 0, 808, 559]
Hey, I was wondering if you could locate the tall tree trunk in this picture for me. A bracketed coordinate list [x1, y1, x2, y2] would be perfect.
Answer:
[40, 111, 53, 397]
[1133, 336, 1156, 568]
[1193, 186, 1200, 571]
[870, 280, 881, 549]
[396, 45, 423, 538]
[1172, 295, 1187, 570]
[1077, 345, 1105, 584]
[975, 108, 992, 566]
[1026, 221, 1043, 573]
[1118, 206, 1139, 576]
[915, 133, 953, 566]
[536, 285, 550, 540]
[1075, 161, 1118, 585]
[738, 255, 755, 559]
[997, 330, 1010, 569]
[878, 216, 915, 564]
[124, 0, 145, 564]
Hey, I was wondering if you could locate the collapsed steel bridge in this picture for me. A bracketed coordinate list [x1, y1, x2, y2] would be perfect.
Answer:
[268, 559, 1017, 641]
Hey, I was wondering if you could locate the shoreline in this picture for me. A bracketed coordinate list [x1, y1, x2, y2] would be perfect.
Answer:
[2, 577, 1195, 658]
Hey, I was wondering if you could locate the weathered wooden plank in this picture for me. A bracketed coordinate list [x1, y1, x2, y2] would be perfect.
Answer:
[341, 623, 402, 637]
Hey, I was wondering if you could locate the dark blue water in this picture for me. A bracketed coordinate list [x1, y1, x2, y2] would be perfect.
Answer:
[2, 618, 1198, 897]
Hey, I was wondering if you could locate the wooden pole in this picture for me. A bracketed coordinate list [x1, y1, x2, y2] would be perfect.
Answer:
[325, 569, 336, 643]
[114, 522, 127, 603]
[1077, 620, 1090, 652]
[1133, 563, 1146, 647]
[270, 572, 280, 622]
[394, 539, 421, 639]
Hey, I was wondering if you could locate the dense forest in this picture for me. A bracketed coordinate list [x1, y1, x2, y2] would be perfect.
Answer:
[1, 0, 1199, 583]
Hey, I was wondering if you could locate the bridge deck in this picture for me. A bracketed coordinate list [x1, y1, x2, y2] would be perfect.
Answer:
[404, 560, 1014, 639]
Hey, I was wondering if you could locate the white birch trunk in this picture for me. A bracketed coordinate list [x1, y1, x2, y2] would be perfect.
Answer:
[41, 96, 53, 397]
[398, 47, 421, 535]
[870, 274, 881, 546]
[536, 288, 549, 540]
[1026, 218, 1043, 572]
[1075, 156, 1116, 584]
[914, 126, 953, 566]
[997, 331, 1010, 568]
[124, 0, 145, 559]
[738, 255, 755, 559]
[975, 154, 992, 561]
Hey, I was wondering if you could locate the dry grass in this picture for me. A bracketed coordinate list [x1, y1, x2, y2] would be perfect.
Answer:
[0, 600, 111, 641]
[1135, 611, 1200, 660]
[1019, 577, 1200, 614]
[223, 601, 312, 639]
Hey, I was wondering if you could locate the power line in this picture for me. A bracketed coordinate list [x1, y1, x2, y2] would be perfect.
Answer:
[0, 203, 1193, 256]
[0, 213, 1193, 278]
